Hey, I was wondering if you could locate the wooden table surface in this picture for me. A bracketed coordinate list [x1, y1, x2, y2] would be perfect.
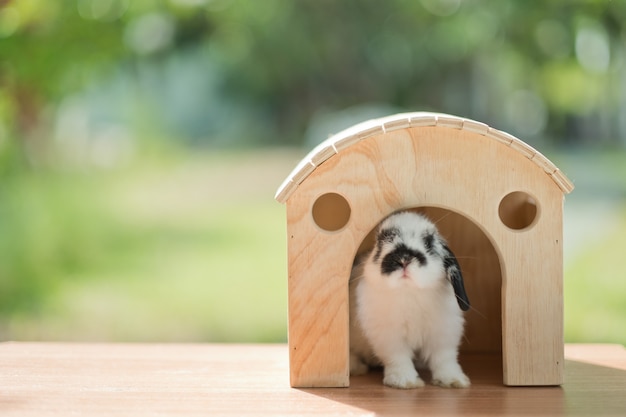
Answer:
[1, 343, 625, 416]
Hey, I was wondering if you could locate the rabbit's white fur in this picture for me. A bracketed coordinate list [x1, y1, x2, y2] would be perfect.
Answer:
[349, 211, 470, 389]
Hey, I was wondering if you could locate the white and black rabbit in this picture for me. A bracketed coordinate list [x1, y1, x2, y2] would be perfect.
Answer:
[349, 211, 471, 389]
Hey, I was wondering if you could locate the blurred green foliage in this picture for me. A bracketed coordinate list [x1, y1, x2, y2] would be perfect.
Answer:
[1, 0, 626, 342]
[565, 207, 626, 345]
[2, 0, 626, 154]
[0, 149, 292, 341]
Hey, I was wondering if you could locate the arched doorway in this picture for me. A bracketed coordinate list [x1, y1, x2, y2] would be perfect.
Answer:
[354, 206, 503, 355]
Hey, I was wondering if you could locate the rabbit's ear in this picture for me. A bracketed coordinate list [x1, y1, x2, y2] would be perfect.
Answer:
[442, 243, 470, 311]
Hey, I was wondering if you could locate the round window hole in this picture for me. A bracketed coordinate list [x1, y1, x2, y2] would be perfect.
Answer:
[312, 192, 351, 232]
[498, 191, 538, 230]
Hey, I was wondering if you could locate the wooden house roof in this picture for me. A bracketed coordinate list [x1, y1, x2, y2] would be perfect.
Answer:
[275, 112, 574, 203]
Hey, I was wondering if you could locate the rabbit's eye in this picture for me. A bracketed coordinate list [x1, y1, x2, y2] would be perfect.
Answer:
[373, 227, 400, 262]
[422, 233, 435, 253]
[378, 227, 400, 244]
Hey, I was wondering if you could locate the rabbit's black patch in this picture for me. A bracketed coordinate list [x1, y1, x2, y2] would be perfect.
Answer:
[380, 244, 427, 275]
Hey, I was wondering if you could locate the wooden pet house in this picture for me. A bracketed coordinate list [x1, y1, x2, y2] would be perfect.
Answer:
[275, 112, 574, 388]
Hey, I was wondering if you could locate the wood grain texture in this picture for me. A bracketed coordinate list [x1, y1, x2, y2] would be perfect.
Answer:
[275, 112, 574, 203]
[283, 125, 566, 387]
[0, 343, 624, 416]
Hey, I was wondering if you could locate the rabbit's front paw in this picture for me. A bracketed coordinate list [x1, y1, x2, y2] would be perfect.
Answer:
[383, 366, 425, 389]
[431, 369, 470, 388]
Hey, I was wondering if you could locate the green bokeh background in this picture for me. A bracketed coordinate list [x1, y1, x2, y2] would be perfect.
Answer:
[1, 0, 625, 344]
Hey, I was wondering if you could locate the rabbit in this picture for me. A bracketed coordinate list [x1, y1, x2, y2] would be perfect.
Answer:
[349, 211, 471, 389]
